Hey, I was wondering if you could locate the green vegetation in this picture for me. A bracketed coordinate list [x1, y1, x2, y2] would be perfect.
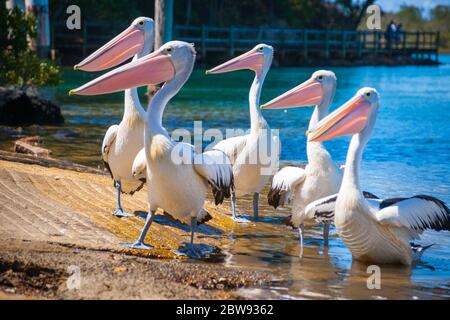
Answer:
[49, 0, 375, 30]
[0, 6, 61, 90]
[48, 1, 449, 47]
[430, 6, 450, 51]
[49, 0, 145, 31]
[173, 0, 376, 30]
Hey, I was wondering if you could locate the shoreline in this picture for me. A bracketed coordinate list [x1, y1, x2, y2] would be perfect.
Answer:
[0, 239, 270, 300]
[269, 55, 441, 67]
[0, 152, 271, 300]
[57, 53, 448, 72]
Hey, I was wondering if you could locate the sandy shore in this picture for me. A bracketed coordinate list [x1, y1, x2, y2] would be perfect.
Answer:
[0, 152, 271, 299]
[0, 239, 270, 299]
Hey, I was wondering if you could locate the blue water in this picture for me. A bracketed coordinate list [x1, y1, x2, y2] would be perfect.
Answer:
[3, 55, 449, 299]
[169, 56, 450, 299]
[171, 57, 450, 205]
[45, 56, 450, 210]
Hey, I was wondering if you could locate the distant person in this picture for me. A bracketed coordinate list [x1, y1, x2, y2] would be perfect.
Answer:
[395, 23, 404, 46]
[385, 20, 396, 50]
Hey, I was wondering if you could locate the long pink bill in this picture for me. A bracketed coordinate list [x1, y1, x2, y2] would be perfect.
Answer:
[206, 49, 264, 75]
[261, 78, 323, 110]
[74, 25, 144, 72]
[69, 50, 175, 96]
[308, 95, 370, 142]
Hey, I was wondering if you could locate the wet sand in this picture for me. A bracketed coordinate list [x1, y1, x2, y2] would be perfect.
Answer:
[1, 152, 449, 300]
[0, 152, 271, 299]
[0, 239, 270, 299]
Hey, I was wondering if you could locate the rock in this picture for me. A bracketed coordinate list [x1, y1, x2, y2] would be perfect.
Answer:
[0, 88, 64, 126]
[53, 130, 80, 138]
[28, 124, 46, 132]
[14, 140, 51, 158]
[18, 136, 44, 145]
[0, 126, 23, 136]
[14, 136, 51, 158]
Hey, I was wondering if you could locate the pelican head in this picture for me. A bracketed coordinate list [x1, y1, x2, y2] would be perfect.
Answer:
[161, 40, 197, 76]
[74, 17, 154, 72]
[69, 41, 196, 96]
[132, 148, 146, 178]
[261, 70, 336, 110]
[206, 43, 273, 76]
[308, 87, 379, 142]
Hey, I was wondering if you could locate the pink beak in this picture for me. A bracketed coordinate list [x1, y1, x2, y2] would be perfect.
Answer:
[261, 78, 323, 110]
[308, 94, 371, 142]
[206, 49, 264, 75]
[74, 25, 145, 72]
[69, 50, 175, 96]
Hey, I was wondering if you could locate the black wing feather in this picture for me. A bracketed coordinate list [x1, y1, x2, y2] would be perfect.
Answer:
[379, 194, 450, 231]
[268, 186, 285, 209]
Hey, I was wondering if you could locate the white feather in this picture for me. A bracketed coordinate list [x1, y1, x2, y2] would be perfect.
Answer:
[131, 148, 146, 179]
[101, 124, 119, 162]
[305, 194, 337, 221]
[213, 135, 248, 164]
[305, 193, 381, 222]
[376, 197, 449, 231]
[271, 166, 306, 206]
[193, 149, 233, 190]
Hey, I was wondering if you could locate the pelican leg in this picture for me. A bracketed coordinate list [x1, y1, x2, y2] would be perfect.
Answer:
[323, 223, 330, 247]
[120, 210, 155, 250]
[113, 181, 133, 218]
[253, 192, 259, 220]
[298, 223, 304, 258]
[190, 216, 195, 244]
[174, 217, 216, 259]
[231, 191, 250, 223]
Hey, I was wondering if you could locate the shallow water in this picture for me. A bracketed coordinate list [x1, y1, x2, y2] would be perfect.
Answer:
[217, 193, 450, 300]
[1, 55, 450, 299]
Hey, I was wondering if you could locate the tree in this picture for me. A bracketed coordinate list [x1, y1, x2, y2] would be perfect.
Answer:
[333, 0, 376, 30]
[396, 5, 424, 30]
[49, 0, 141, 31]
[430, 5, 450, 50]
[169, 0, 376, 30]
[0, 6, 60, 90]
[430, 5, 450, 31]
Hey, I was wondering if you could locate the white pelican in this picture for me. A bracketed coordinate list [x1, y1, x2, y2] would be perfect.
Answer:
[307, 87, 450, 265]
[261, 71, 342, 255]
[70, 41, 234, 254]
[131, 148, 147, 182]
[74, 17, 154, 217]
[206, 44, 280, 222]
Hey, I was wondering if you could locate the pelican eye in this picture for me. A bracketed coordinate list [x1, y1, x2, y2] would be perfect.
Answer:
[366, 92, 371, 97]
[317, 75, 323, 81]
[166, 47, 172, 53]
[258, 47, 264, 52]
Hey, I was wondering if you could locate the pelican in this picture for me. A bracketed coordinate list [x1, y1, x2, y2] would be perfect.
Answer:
[131, 148, 147, 182]
[307, 87, 450, 265]
[70, 41, 234, 254]
[74, 17, 154, 217]
[261, 71, 342, 255]
[206, 44, 280, 222]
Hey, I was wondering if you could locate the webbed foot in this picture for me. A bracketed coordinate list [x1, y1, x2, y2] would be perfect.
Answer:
[119, 241, 153, 250]
[113, 208, 133, 218]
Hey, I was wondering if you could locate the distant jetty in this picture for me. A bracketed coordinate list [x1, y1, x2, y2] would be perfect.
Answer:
[175, 25, 440, 66]
[54, 22, 440, 67]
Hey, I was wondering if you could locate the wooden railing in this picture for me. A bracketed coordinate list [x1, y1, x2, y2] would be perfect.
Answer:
[174, 25, 440, 60]
[52, 22, 440, 65]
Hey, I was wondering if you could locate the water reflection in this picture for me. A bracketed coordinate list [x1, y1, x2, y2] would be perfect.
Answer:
[218, 182, 450, 299]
